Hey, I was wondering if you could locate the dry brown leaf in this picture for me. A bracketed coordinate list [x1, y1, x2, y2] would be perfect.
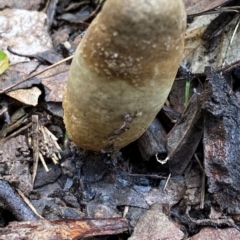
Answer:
[6, 87, 41, 106]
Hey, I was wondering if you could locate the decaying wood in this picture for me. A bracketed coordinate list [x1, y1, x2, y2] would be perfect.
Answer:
[167, 93, 204, 175]
[137, 118, 167, 161]
[0, 217, 129, 240]
[202, 67, 240, 214]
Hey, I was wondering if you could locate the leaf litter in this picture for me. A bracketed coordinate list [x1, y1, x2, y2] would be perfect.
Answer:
[0, 0, 240, 239]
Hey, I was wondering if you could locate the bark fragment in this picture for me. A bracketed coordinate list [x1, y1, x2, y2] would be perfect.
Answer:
[203, 67, 240, 213]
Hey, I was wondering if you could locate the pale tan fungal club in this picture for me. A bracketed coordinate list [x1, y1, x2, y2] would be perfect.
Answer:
[63, 0, 186, 151]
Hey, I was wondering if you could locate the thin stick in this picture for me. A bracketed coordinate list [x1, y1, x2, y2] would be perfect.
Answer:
[44, 126, 58, 141]
[43, 126, 62, 152]
[17, 189, 44, 219]
[51, 154, 59, 164]
[0, 122, 32, 145]
[0, 55, 73, 94]
[39, 152, 49, 172]
[230, 17, 240, 45]
[163, 173, 171, 192]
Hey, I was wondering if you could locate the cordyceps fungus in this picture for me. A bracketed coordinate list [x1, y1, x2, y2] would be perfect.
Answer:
[63, 0, 186, 152]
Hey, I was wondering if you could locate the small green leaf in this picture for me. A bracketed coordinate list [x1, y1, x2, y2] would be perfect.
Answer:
[184, 79, 191, 106]
[0, 50, 9, 74]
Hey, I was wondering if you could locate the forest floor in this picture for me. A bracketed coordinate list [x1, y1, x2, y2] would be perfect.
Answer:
[0, 0, 240, 239]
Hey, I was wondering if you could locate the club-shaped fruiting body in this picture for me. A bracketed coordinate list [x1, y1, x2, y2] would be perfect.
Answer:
[63, 0, 186, 151]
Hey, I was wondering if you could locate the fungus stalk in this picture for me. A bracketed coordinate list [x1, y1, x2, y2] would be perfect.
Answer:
[63, 0, 186, 152]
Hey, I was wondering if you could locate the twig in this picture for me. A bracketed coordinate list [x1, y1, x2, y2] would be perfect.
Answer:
[164, 173, 171, 192]
[0, 114, 28, 138]
[39, 153, 49, 172]
[0, 122, 32, 145]
[0, 217, 128, 239]
[0, 55, 73, 94]
[127, 173, 166, 180]
[16, 189, 44, 219]
[39, 125, 61, 165]
[51, 153, 59, 164]
[230, 16, 240, 45]
[43, 126, 62, 151]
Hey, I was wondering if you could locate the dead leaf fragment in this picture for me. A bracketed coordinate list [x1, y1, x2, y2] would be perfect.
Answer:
[6, 87, 41, 106]
[184, 0, 230, 16]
